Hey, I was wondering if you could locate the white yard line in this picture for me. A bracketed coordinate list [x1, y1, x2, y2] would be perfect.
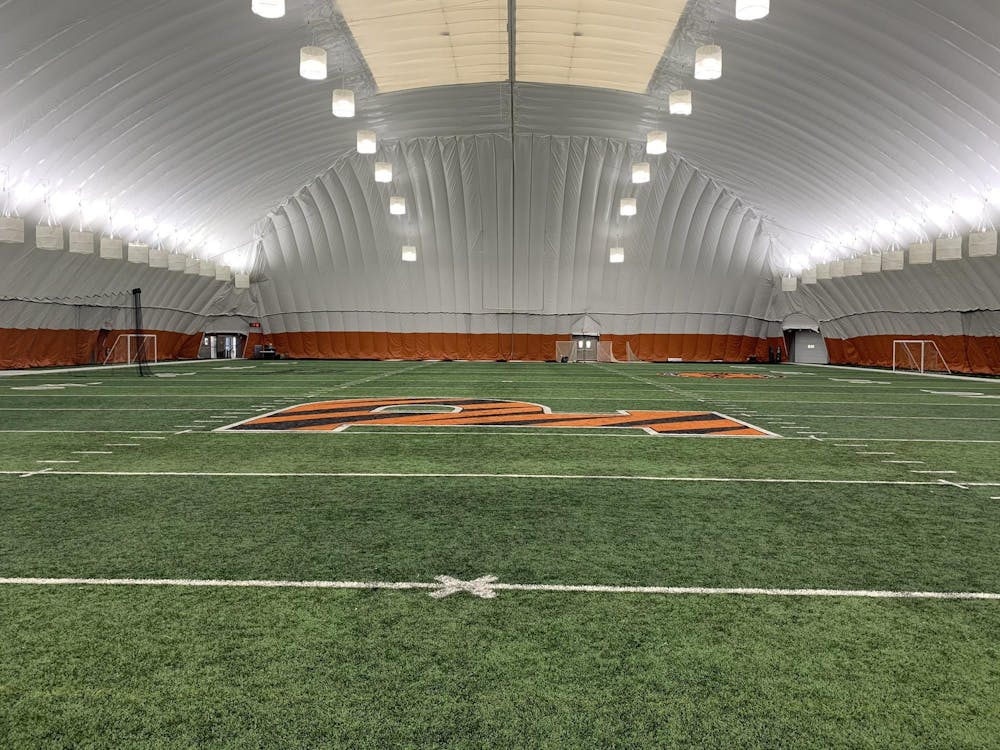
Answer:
[72, 451, 113, 455]
[2, 469, 998, 487]
[882, 460, 926, 465]
[0, 575, 997, 602]
[797, 362, 1000, 384]
[911, 470, 958, 475]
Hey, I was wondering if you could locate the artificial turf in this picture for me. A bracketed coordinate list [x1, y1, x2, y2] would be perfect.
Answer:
[1, 359, 999, 747]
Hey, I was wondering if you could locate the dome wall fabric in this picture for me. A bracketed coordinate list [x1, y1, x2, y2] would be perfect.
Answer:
[255, 133, 782, 361]
[0, 232, 261, 368]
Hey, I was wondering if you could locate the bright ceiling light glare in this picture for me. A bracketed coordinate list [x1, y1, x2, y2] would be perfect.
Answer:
[300, 47, 328, 80]
[735, 0, 770, 21]
[389, 196, 406, 215]
[401, 245, 417, 262]
[874, 219, 894, 237]
[620, 198, 637, 217]
[14, 181, 42, 208]
[609, 247, 625, 264]
[952, 195, 982, 222]
[84, 199, 110, 223]
[631, 163, 651, 184]
[114, 209, 136, 230]
[374, 162, 393, 183]
[332, 89, 356, 118]
[357, 130, 377, 154]
[925, 203, 951, 228]
[789, 254, 808, 272]
[669, 90, 692, 116]
[49, 191, 77, 220]
[694, 45, 723, 81]
[646, 130, 668, 155]
[251, 0, 285, 19]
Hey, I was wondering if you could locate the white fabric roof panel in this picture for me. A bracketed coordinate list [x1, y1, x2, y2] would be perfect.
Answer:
[517, 0, 685, 91]
[338, 0, 508, 92]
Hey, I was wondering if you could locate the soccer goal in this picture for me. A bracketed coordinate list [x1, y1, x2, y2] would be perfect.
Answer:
[102, 333, 158, 366]
[555, 340, 578, 362]
[892, 339, 951, 374]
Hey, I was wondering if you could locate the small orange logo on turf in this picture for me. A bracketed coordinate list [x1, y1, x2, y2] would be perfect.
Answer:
[219, 397, 772, 437]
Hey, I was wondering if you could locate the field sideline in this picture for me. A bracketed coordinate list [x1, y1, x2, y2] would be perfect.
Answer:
[1, 359, 999, 748]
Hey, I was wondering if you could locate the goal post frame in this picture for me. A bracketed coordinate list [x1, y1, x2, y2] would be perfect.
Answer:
[102, 333, 158, 366]
[892, 339, 951, 374]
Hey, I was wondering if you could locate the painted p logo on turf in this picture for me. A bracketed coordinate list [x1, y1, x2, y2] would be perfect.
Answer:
[218, 398, 774, 437]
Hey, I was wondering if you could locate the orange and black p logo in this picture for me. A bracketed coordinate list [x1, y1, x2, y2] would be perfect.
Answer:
[219, 398, 773, 437]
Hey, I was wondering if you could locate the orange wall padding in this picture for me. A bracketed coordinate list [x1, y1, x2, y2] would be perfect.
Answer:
[825, 335, 1000, 376]
[262, 331, 787, 363]
[0, 328, 202, 369]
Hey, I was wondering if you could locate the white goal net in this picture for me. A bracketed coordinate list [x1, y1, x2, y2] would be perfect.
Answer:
[555, 340, 578, 362]
[555, 340, 644, 363]
[103, 334, 158, 366]
[892, 339, 951, 374]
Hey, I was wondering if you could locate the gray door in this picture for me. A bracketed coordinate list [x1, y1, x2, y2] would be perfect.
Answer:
[789, 330, 829, 364]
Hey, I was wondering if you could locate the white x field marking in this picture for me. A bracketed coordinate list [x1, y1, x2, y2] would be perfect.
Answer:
[1, 576, 997, 602]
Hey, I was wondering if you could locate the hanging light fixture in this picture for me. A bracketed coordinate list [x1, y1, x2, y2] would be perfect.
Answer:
[695, 45, 723, 80]
[251, 0, 285, 19]
[357, 130, 377, 154]
[332, 89, 355, 118]
[669, 90, 692, 116]
[609, 247, 625, 264]
[300, 47, 327, 80]
[620, 198, 637, 217]
[374, 162, 393, 183]
[390, 196, 406, 216]
[401, 245, 417, 262]
[632, 163, 651, 184]
[646, 131, 668, 155]
[735, 0, 770, 20]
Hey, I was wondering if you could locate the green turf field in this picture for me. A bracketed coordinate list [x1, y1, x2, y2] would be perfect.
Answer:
[1, 359, 999, 748]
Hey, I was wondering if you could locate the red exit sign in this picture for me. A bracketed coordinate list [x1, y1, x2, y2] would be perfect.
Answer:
[249, 322, 261, 329]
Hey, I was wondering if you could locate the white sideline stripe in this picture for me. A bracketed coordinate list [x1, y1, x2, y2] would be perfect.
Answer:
[34, 460, 79, 464]
[0, 359, 221, 378]
[1, 469, 998, 487]
[858, 451, 895, 455]
[912, 470, 958, 475]
[106, 444, 140, 447]
[0, 576, 997, 602]
[72, 451, 113, 455]
[883, 460, 926, 464]
[767, 414, 1000, 422]
[798, 362, 1000, 384]
[130, 436, 167, 440]
[834, 444, 868, 447]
